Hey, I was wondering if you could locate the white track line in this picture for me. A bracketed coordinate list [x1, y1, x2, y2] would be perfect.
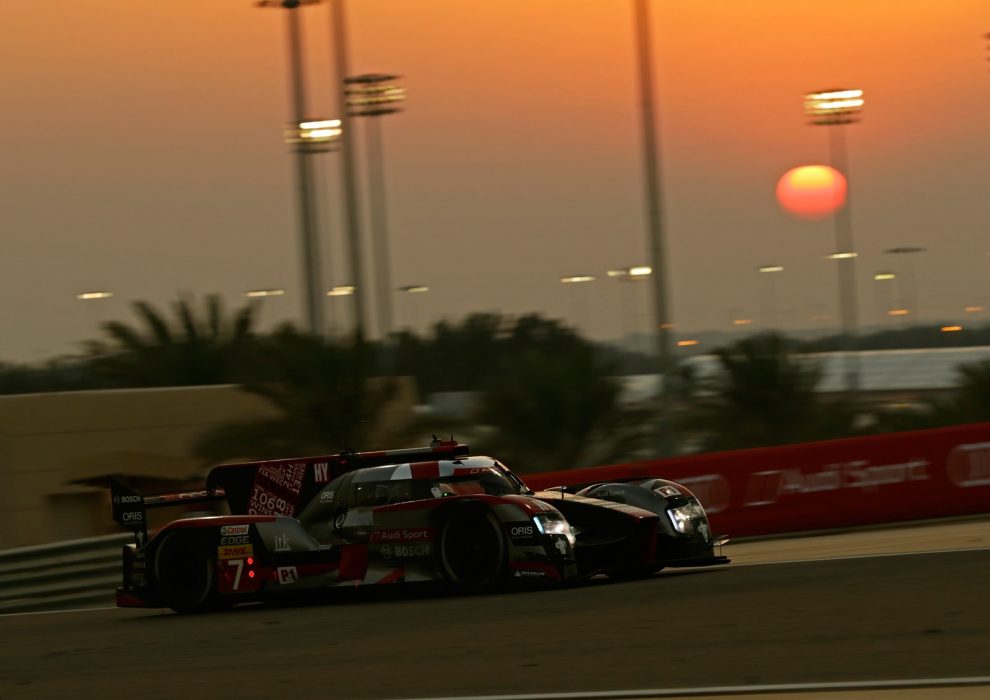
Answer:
[730, 545, 990, 568]
[0, 605, 116, 618]
[399, 677, 990, 700]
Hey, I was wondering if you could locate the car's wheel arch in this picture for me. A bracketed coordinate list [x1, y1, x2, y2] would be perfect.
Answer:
[151, 529, 218, 614]
[436, 501, 508, 591]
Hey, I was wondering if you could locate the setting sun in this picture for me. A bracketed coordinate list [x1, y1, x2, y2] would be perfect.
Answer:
[775, 165, 847, 220]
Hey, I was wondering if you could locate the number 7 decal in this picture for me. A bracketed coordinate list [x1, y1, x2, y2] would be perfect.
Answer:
[229, 558, 244, 590]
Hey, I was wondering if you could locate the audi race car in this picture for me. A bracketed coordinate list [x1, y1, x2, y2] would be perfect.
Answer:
[111, 440, 728, 613]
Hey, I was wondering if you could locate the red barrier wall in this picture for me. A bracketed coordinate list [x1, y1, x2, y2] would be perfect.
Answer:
[525, 423, 990, 537]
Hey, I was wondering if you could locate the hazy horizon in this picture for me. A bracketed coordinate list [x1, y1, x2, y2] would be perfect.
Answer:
[4, 1, 989, 363]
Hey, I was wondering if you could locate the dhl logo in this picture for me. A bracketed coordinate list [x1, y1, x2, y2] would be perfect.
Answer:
[218, 544, 254, 560]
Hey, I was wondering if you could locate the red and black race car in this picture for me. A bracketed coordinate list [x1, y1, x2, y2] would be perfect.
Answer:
[111, 440, 728, 613]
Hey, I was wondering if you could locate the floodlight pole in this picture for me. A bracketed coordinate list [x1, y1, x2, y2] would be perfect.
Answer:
[328, 0, 368, 341]
[344, 73, 406, 345]
[884, 246, 927, 320]
[805, 88, 864, 396]
[828, 124, 861, 395]
[633, 0, 674, 455]
[261, 0, 326, 337]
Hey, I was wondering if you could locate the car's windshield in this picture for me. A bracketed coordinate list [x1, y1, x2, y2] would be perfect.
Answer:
[348, 467, 525, 507]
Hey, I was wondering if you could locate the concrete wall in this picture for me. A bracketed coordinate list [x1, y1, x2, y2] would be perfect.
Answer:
[0, 380, 417, 548]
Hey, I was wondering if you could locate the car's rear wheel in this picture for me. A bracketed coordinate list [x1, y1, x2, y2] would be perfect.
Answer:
[439, 507, 506, 592]
[153, 532, 217, 614]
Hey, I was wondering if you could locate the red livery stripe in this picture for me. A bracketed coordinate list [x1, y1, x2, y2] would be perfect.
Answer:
[338, 544, 369, 581]
[375, 568, 405, 584]
[157, 515, 276, 535]
[410, 461, 440, 478]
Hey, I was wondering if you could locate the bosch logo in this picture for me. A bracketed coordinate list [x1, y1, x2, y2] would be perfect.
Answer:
[117, 495, 141, 504]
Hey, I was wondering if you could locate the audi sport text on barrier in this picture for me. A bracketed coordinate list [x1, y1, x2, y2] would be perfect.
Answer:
[110, 440, 728, 612]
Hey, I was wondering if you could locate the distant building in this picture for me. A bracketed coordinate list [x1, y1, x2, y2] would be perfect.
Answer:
[617, 346, 990, 406]
[0, 380, 417, 548]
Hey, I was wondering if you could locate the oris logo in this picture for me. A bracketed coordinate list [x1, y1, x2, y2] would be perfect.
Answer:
[121, 511, 144, 522]
[510, 525, 534, 538]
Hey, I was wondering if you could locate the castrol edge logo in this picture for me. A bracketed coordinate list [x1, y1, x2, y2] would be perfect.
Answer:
[946, 442, 990, 488]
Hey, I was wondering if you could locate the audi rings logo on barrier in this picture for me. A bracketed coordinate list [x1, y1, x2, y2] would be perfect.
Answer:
[947, 442, 990, 488]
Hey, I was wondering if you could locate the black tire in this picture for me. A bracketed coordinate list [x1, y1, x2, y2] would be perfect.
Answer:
[439, 507, 506, 592]
[153, 532, 217, 614]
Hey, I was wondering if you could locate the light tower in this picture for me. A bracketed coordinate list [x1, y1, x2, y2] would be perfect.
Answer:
[257, 0, 327, 336]
[804, 87, 865, 394]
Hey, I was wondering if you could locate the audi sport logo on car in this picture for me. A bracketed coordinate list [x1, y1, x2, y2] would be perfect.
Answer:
[370, 528, 433, 543]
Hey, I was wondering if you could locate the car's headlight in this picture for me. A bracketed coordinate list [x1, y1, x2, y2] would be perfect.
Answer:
[667, 500, 706, 535]
[533, 512, 576, 548]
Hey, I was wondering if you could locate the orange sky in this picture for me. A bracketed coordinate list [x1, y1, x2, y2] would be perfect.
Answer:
[3, 1, 990, 359]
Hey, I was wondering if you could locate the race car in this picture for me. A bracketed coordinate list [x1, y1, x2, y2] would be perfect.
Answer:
[111, 440, 728, 613]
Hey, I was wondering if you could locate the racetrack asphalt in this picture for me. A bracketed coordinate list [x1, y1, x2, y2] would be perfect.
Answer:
[1, 537, 988, 700]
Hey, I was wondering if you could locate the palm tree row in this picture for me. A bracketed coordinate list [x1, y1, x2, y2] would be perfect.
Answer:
[3, 295, 990, 471]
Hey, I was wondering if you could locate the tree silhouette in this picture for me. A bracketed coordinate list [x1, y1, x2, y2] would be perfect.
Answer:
[393, 313, 504, 394]
[472, 316, 627, 471]
[679, 333, 850, 450]
[194, 329, 403, 463]
[946, 359, 990, 421]
[879, 359, 990, 431]
[87, 294, 259, 387]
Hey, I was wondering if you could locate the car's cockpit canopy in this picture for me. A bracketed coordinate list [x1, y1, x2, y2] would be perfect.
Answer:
[318, 456, 527, 510]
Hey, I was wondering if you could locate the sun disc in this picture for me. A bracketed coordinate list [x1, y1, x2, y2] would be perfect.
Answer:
[776, 165, 847, 220]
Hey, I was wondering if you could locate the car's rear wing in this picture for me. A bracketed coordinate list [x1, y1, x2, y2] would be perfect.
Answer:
[110, 478, 227, 545]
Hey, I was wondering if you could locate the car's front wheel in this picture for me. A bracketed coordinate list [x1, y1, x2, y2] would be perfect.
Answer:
[439, 507, 506, 592]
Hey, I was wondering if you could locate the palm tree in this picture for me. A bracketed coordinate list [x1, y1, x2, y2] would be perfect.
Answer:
[474, 316, 627, 471]
[944, 360, 990, 421]
[888, 359, 990, 429]
[680, 333, 843, 450]
[87, 294, 259, 387]
[393, 313, 504, 394]
[194, 329, 404, 463]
